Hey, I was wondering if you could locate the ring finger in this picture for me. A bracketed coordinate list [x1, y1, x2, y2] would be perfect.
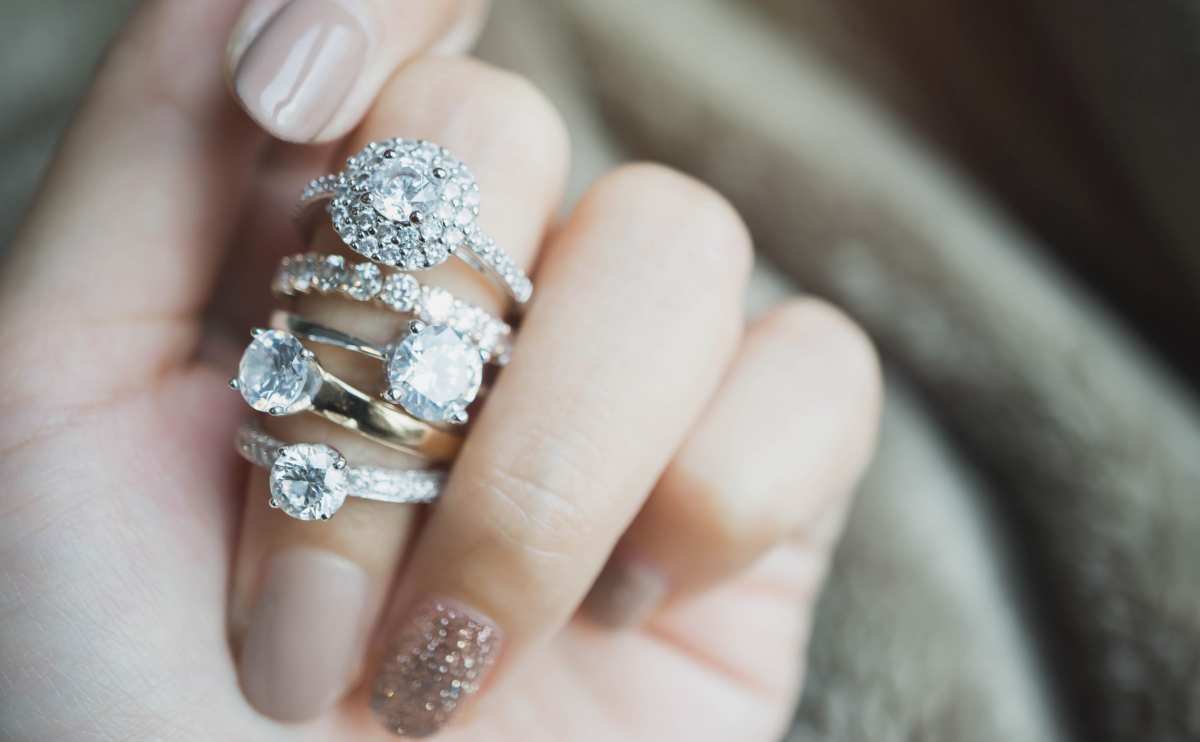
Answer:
[227, 56, 568, 722]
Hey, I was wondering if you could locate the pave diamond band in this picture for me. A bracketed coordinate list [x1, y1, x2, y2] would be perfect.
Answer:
[232, 329, 462, 461]
[236, 423, 445, 520]
[272, 253, 512, 363]
[298, 138, 532, 304]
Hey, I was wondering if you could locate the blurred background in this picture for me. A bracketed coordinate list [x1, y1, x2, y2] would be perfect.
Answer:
[4, 2, 1199, 740]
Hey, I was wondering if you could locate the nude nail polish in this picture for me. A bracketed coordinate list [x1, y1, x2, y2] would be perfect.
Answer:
[238, 548, 370, 721]
[371, 600, 501, 738]
[232, 0, 367, 141]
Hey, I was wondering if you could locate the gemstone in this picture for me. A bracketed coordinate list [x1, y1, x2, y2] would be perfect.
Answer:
[387, 324, 482, 423]
[269, 443, 348, 520]
[380, 273, 420, 311]
[369, 161, 442, 222]
[346, 262, 383, 300]
[419, 287, 455, 323]
[287, 255, 316, 292]
[314, 255, 346, 292]
[236, 330, 320, 414]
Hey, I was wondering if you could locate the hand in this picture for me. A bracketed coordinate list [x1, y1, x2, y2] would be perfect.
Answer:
[0, 2, 881, 739]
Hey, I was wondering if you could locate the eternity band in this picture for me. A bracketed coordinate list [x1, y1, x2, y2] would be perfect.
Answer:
[298, 138, 531, 304]
[272, 252, 512, 363]
[236, 423, 444, 520]
[232, 328, 462, 461]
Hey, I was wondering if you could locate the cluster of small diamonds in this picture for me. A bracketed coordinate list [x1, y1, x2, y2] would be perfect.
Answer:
[273, 253, 512, 363]
[235, 424, 445, 504]
[347, 466, 442, 504]
[324, 139, 480, 272]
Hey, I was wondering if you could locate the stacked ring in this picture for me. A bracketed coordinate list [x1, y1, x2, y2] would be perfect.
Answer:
[233, 138, 525, 520]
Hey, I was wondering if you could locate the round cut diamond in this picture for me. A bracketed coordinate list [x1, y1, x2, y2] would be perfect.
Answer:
[346, 262, 383, 300]
[236, 330, 320, 414]
[369, 161, 442, 222]
[379, 273, 420, 311]
[387, 324, 482, 423]
[269, 443, 348, 520]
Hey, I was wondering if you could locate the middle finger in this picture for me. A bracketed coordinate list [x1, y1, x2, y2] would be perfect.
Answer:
[368, 163, 752, 736]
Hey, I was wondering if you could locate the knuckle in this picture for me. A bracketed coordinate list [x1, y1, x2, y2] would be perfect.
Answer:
[376, 57, 570, 184]
[466, 426, 601, 563]
[669, 473, 781, 561]
[758, 298, 882, 414]
[582, 163, 753, 283]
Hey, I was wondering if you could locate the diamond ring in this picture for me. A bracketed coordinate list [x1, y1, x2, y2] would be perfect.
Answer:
[236, 423, 444, 520]
[269, 311, 490, 425]
[231, 328, 462, 461]
[272, 252, 512, 364]
[299, 138, 532, 304]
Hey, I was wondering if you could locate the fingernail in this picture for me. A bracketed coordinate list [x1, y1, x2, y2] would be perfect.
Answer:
[371, 599, 501, 737]
[233, 0, 368, 141]
[238, 548, 370, 722]
[583, 560, 668, 629]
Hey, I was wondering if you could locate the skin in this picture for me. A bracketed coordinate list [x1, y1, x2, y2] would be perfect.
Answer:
[0, 1, 881, 740]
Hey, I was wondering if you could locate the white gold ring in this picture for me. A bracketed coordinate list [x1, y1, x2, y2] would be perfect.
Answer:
[236, 423, 444, 521]
[299, 138, 532, 304]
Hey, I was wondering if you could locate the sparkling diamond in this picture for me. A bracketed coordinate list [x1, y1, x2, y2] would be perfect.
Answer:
[236, 330, 320, 414]
[369, 161, 442, 222]
[419, 287, 455, 323]
[380, 273, 420, 311]
[387, 325, 482, 423]
[314, 255, 346, 292]
[346, 262, 383, 300]
[287, 255, 316, 292]
[269, 443, 348, 520]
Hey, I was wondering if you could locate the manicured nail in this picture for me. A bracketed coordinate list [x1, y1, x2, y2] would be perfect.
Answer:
[238, 548, 370, 722]
[233, 0, 368, 141]
[371, 600, 501, 737]
[583, 560, 668, 629]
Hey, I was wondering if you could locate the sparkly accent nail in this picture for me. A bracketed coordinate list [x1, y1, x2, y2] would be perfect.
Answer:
[371, 600, 501, 737]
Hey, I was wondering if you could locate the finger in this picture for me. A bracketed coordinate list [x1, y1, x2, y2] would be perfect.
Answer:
[583, 299, 883, 629]
[226, 0, 490, 143]
[229, 57, 568, 723]
[367, 164, 752, 737]
[0, 0, 263, 405]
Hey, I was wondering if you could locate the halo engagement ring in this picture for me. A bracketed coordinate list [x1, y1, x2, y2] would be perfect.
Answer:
[299, 138, 532, 303]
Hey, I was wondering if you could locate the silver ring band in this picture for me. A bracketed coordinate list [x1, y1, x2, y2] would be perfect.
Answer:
[236, 423, 444, 520]
[272, 253, 512, 364]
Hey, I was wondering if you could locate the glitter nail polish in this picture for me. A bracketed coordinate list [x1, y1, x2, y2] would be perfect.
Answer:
[371, 599, 501, 737]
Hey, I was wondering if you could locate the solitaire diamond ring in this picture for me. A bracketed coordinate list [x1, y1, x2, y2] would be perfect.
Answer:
[299, 138, 531, 303]
[272, 253, 512, 363]
[269, 311, 489, 425]
[236, 423, 444, 521]
[231, 328, 462, 461]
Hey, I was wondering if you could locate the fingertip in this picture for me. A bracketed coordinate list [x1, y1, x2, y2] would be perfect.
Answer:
[226, 0, 491, 143]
